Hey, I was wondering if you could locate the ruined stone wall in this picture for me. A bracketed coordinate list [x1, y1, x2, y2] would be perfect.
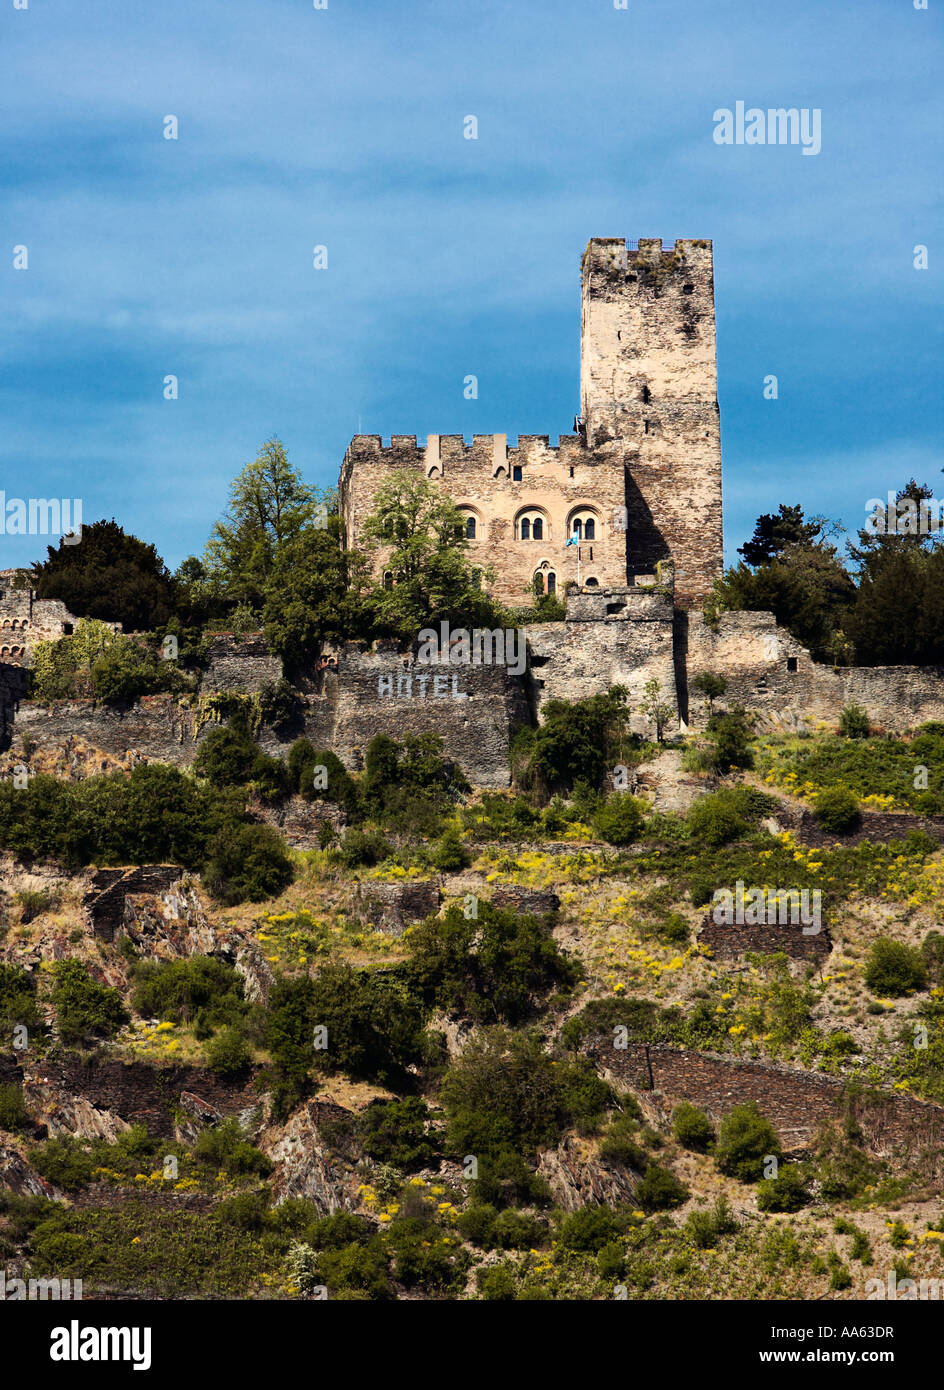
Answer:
[589, 1039, 944, 1168]
[0, 586, 87, 665]
[686, 610, 944, 732]
[524, 587, 678, 735]
[339, 431, 627, 606]
[199, 634, 284, 693]
[580, 238, 724, 610]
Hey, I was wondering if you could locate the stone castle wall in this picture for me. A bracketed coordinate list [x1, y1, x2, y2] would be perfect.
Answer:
[685, 610, 944, 731]
[339, 431, 627, 607]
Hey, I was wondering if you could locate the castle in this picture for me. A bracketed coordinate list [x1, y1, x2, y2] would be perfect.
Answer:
[339, 238, 723, 612]
[3, 239, 944, 788]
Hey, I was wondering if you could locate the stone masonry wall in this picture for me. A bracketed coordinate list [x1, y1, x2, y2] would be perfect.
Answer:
[589, 1038, 944, 1169]
[580, 238, 724, 610]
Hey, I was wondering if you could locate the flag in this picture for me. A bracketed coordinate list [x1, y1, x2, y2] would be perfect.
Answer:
[565, 534, 579, 547]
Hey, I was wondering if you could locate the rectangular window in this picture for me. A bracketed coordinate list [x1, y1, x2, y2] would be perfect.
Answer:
[512, 466, 522, 481]
[786, 657, 798, 672]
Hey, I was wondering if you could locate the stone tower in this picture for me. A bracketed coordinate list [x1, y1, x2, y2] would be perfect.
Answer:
[580, 237, 724, 609]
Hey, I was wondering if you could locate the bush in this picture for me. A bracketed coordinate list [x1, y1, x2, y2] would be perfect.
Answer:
[0, 1083, 30, 1133]
[131, 956, 247, 1035]
[357, 1098, 440, 1171]
[687, 789, 749, 847]
[431, 826, 471, 872]
[812, 785, 860, 834]
[714, 1102, 781, 1183]
[205, 1026, 252, 1077]
[672, 1101, 715, 1152]
[336, 828, 392, 869]
[201, 823, 293, 905]
[706, 707, 754, 771]
[249, 753, 293, 804]
[52, 959, 129, 1046]
[684, 1197, 738, 1248]
[592, 794, 646, 846]
[864, 937, 928, 997]
[635, 1164, 688, 1211]
[193, 724, 257, 788]
[406, 900, 577, 1025]
[839, 704, 870, 740]
[556, 1205, 620, 1252]
[756, 1164, 810, 1213]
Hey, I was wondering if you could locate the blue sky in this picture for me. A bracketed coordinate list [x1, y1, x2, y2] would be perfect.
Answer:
[3, 0, 941, 573]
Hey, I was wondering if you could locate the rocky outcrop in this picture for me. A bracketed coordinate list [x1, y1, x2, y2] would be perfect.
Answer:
[536, 1135, 639, 1211]
[0, 1145, 65, 1201]
[262, 1101, 362, 1212]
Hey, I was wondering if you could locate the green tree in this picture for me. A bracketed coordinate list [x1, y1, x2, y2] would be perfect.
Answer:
[31, 520, 175, 632]
[361, 471, 502, 638]
[203, 438, 317, 611]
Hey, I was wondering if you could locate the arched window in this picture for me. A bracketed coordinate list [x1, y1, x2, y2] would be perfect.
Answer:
[584, 518, 595, 540]
[533, 570, 545, 593]
[572, 519, 582, 540]
[520, 517, 531, 540]
[585, 577, 599, 588]
[532, 518, 543, 540]
[465, 516, 476, 540]
[568, 508, 599, 544]
[517, 508, 548, 541]
[547, 572, 556, 594]
[383, 571, 393, 591]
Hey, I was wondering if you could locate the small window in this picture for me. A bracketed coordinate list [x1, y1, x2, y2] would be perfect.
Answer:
[572, 519, 582, 540]
[520, 518, 531, 540]
[532, 518, 543, 541]
[682, 283, 694, 295]
[383, 572, 393, 592]
[512, 465, 522, 482]
[584, 518, 595, 541]
[786, 657, 798, 672]
[585, 577, 599, 588]
[63, 623, 74, 635]
[546, 572, 556, 594]
[465, 516, 476, 540]
[641, 384, 651, 404]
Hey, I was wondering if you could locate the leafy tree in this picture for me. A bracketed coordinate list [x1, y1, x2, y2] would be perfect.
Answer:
[360, 471, 502, 638]
[714, 1102, 782, 1182]
[812, 785, 860, 834]
[201, 823, 294, 905]
[131, 956, 247, 1035]
[515, 686, 631, 799]
[738, 503, 826, 566]
[52, 960, 129, 1046]
[203, 438, 318, 611]
[691, 670, 727, 717]
[406, 899, 577, 1024]
[864, 938, 928, 997]
[357, 1098, 441, 1170]
[31, 519, 175, 632]
[193, 724, 257, 788]
[639, 677, 675, 743]
[592, 793, 646, 845]
[715, 505, 854, 661]
[262, 517, 371, 667]
[672, 1102, 715, 1151]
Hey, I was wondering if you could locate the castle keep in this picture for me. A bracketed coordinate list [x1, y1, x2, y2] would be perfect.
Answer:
[339, 238, 724, 611]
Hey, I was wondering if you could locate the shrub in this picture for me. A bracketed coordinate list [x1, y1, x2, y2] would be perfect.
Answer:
[592, 794, 646, 846]
[91, 638, 166, 704]
[192, 724, 257, 788]
[706, 706, 754, 771]
[336, 828, 392, 869]
[31, 1137, 96, 1192]
[357, 1098, 440, 1171]
[672, 1101, 715, 1152]
[201, 823, 293, 905]
[756, 1164, 810, 1213]
[131, 956, 247, 1035]
[691, 671, 727, 716]
[476, 1264, 517, 1300]
[16, 888, 60, 924]
[406, 900, 577, 1024]
[0, 1083, 30, 1133]
[635, 1164, 688, 1211]
[684, 1197, 738, 1248]
[556, 1205, 620, 1252]
[431, 826, 471, 872]
[514, 686, 632, 799]
[714, 1101, 781, 1182]
[864, 937, 928, 997]
[812, 784, 860, 834]
[205, 1026, 252, 1077]
[52, 959, 129, 1046]
[249, 753, 293, 804]
[490, 1209, 547, 1251]
[839, 704, 870, 740]
[687, 790, 749, 847]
